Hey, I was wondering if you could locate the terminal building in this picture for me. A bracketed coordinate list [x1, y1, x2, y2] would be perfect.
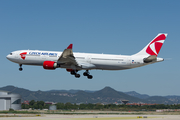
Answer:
[0, 91, 21, 110]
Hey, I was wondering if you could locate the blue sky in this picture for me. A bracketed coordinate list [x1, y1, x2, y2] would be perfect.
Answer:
[0, 0, 179, 96]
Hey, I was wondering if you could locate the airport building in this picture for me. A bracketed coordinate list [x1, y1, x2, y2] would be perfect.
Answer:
[0, 91, 21, 110]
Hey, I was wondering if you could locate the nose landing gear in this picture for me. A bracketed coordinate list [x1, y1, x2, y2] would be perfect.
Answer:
[19, 64, 23, 71]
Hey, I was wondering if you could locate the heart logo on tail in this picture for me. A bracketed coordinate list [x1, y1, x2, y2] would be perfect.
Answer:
[146, 34, 166, 56]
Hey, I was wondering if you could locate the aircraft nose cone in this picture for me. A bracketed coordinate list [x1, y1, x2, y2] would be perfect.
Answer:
[6, 55, 10, 60]
[6, 54, 13, 61]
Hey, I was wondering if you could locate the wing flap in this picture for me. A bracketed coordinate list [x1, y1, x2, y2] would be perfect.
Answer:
[77, 62, 96, 69]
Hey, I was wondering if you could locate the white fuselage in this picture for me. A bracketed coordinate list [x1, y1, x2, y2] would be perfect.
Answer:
[6, 50, 163, 71]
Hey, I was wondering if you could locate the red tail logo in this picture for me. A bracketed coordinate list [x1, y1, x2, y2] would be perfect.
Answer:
[20, 52, 27, 60]
[146, 34, 166, 56]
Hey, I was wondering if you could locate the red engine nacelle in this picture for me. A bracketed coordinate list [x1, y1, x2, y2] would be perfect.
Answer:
[43, 61, 57, 70]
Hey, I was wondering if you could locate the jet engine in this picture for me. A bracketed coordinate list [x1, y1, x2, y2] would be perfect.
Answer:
[43, 61, 58, 70]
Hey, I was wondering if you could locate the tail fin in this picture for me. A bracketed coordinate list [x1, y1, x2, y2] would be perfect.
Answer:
[134, 33, 167, 56]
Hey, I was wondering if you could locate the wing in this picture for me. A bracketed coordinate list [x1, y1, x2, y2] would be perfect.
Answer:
[57, 44, 78, 66]
[57, 44, 96, 70]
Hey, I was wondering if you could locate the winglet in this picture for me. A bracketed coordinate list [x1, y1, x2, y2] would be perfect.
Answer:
[67, 44, 73, 49]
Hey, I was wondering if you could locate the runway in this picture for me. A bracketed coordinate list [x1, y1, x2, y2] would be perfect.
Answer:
[0, 115, 180, 120]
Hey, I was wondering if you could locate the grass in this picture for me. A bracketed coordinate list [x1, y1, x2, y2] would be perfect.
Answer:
[0, 110, 180, 115]
[0, 111, 40, 114]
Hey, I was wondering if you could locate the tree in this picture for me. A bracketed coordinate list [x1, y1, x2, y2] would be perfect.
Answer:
[37, 101, 45, 109]
[94, 103, 103, 110]
[64, 102, 73, 109]
[33, 104, 38, 109]
[79, 104, 86, 109]
[21, 104, 29, 109]
[29, 100, 36, 107]
[56, 103, 65, 109]
[86, 103, 94, 109]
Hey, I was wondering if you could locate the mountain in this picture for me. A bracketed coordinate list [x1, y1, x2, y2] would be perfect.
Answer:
[0, 85, 32, 98]
[46, 90, 80, 93]
[124, 91, 176, 104]
[124, 91, 175, 104]
[0, 85, 178, 104]
[0, 86, 145, 103]
[145, 96, 173, 104]
[92, 87, 145, 103]
[164, 95, 180, 104]
[124, 91, 150, 99]
[46, 89, 95, 93]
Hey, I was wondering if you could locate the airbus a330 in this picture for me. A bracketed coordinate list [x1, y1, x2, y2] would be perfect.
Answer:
[6, 33, 167, 79]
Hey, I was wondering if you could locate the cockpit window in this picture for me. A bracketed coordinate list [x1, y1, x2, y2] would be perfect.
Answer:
[10, 53, 12, 55]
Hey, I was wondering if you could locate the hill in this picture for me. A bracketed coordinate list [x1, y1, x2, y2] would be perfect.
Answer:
[0, 85, 177, 104]
[124, 91, 150, 99]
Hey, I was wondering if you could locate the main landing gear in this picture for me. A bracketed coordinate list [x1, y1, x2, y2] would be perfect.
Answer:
[19, 64, 23, 71]
[70, 70, 93, 79]
[83, 70, 93, 79]
[70, 70, 80, 78]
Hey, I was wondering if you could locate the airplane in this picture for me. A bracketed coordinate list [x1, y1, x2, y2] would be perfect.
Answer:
[6, 33, 167, 79]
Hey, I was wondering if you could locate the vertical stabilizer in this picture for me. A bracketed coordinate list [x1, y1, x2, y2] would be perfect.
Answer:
[134, 33, 167, 56]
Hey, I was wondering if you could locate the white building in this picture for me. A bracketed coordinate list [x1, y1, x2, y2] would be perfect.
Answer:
[0, 91, 21, 110]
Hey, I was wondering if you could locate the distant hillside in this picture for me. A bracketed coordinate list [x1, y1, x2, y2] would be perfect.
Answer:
[145, 96, 173, 104]
[124, 91, 175, 104]
[92, 87, 145, 103]
[46, 90, 95, 93]
[164, 96, 180, 104]
[0, 85, 178, 104]
[124, 91, 150, 99]
[0, 86, 145, 103]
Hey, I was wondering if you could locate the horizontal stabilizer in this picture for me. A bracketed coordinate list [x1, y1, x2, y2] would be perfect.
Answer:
[144, 55, 157, 63]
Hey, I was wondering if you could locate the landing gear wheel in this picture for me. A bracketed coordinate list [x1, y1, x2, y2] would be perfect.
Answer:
[83, 72, 88, 76]
[70, 70, 80, 78]
[87, 75, 93, 79]
[75, 74, 80, 78]
[71, 71, 76, 75]
[83, 70, 93, 79]
[19, 68, 23, 71]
